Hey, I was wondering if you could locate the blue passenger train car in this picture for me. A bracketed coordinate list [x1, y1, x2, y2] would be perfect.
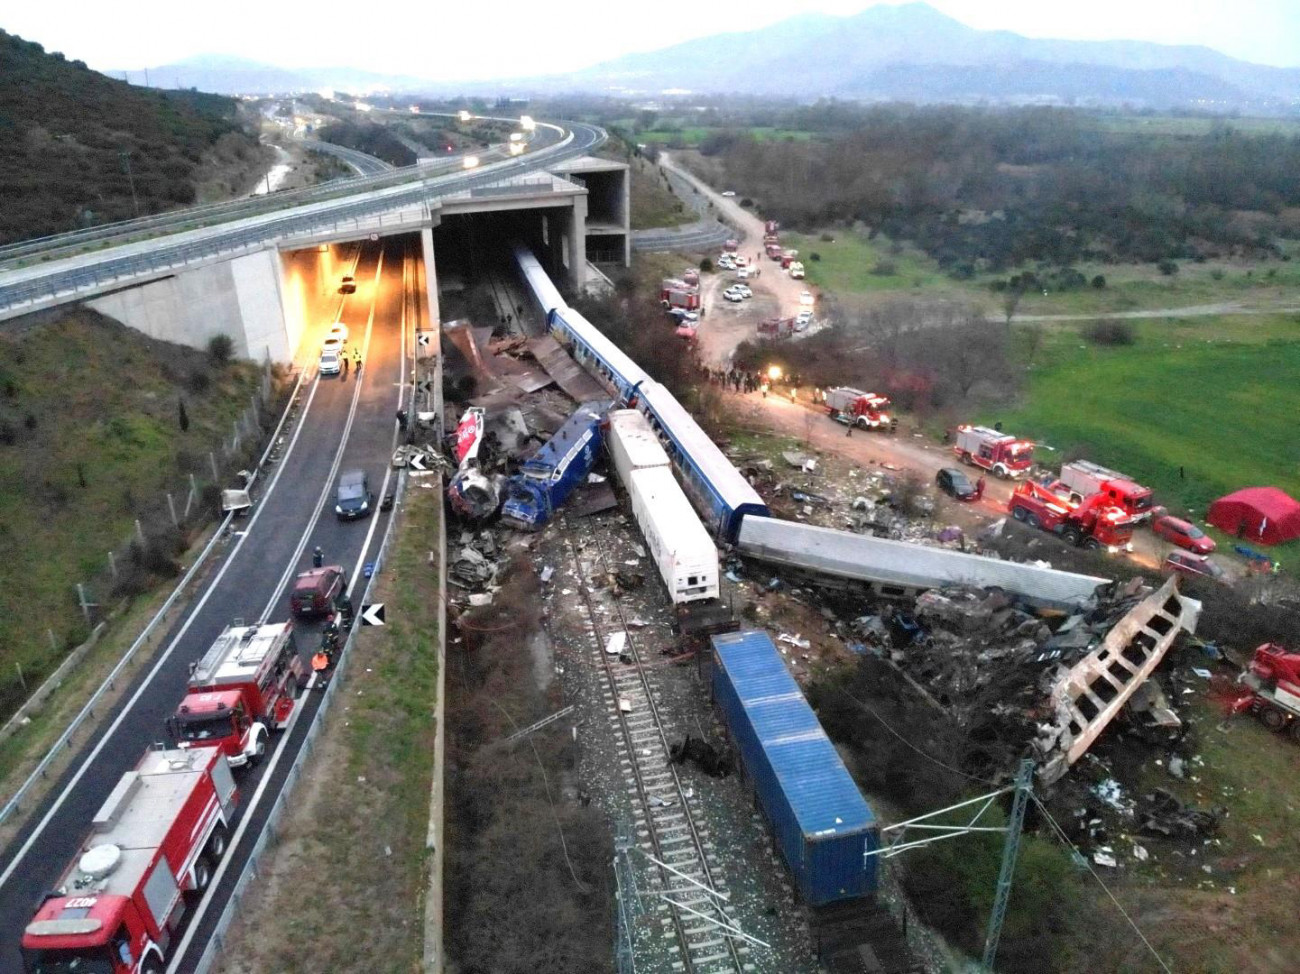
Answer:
[711, 630, 879, 905]
[501, 400, 612, 530]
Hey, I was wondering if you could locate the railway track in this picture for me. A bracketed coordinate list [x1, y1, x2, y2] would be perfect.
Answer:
[564, 517, 750, 974]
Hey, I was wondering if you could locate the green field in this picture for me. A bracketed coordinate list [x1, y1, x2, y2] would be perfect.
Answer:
[989, 315, 1300, 563]
[987, 256, 1300, 317]
[781, 230, 951, 294]
[1088, 114, 1300, 137]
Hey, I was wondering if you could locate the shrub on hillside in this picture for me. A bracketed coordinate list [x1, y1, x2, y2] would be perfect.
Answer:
[1082, 319, 1135, 346]
[207, 334, 234, 365]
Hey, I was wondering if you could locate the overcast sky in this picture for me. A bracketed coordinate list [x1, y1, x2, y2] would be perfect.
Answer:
[5, 0, 1299, 79]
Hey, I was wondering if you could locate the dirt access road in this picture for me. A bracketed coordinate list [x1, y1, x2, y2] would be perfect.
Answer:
[659, 152, 813, 367]
[658, 153, 1192, 574]
[729, 389, 1171, 569]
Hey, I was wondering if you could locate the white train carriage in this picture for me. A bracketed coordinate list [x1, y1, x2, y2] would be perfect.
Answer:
[628, 466, 720, 604]
[607, 408, 671, 485]
[637, 380, 768, 541]
[514, 244, 566, 316]
[736, 516, 1105, 611]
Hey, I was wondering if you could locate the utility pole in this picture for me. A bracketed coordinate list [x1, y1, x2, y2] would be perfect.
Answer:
[120, 150, 140, 217]
[982, 759, 1035, 971]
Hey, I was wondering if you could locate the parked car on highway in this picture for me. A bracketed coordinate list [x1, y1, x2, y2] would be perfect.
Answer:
[732, 284, 752, 298]
[721, 190, 736, 197]
[667, 308, 700, 324]
[935, 467, 978, 501]
[717, 256, 736, 270]
[799, 290, 815, 307]
[290, 565, 346, 617]
[795, 309, 813, 326]
[723, 288, 744, 303]
[1151, 515, 1216, 554]
[327, 322, 349, 344]
[338, 275, 356, 294]
[319, 349, 341, 375]
[321, 336, 345, 355]
[1163, 550, 1228, 583]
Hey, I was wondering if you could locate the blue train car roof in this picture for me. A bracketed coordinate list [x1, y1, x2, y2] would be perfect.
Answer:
[522, 399, 611, 474]
[713, 630, 875, 838]
[550, 306, 649, 391]
[640, 382, 766, 512]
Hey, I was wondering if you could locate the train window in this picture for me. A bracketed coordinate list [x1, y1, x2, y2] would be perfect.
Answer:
[688, 576, 698, 586]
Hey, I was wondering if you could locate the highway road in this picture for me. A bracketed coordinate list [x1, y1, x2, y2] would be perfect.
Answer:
[302, 138, 394, 175]
[0, 237, 416, 971]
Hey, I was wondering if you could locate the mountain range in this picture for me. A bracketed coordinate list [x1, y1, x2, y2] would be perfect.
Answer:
[120, 4, 1300, 112]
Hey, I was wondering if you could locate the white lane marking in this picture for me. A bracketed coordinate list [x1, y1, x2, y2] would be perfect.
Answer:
[347, 248, 412, 596]
[257, 249, 386, 623]
[0, 377, 324, 891]
[169, 245, 413, 970]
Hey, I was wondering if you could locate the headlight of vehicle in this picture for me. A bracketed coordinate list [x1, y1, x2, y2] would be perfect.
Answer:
[335, 505, 343, 514]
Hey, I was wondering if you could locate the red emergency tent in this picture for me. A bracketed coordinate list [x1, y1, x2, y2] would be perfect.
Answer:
[1207, 487, 1300, 546]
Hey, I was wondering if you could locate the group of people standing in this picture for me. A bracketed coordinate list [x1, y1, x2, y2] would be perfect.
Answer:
[702, 367, 771, 394]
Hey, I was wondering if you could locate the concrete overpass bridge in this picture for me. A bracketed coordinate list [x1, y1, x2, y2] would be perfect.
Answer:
[0, 116, 629, 362]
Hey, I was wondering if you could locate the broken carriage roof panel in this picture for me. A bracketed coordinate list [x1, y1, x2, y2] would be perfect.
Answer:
[736, 516, 1106, 610]
[520, 399, 613, 474]
[713, 630, 875, 837]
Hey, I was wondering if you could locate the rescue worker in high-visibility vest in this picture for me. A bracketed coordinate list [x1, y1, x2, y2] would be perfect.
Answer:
[311, 649, 331, 684]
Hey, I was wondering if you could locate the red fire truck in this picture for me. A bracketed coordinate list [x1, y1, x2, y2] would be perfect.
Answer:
[660, 278, 700, 312]
[21, 746, 238, 974]
[953, 424, 1035, 478]
[757, 317, 796, 339]
[826, 387, 895, 431]
[169, 621, 305, 769]
[1009, 480, 1135, 551]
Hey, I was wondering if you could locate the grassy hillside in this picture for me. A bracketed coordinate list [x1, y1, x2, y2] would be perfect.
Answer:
[0, 31, 260, 243]
[0, 311, 266, 718]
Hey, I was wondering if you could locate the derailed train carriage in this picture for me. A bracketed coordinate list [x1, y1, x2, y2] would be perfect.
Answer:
[515, 245, 1107, 611]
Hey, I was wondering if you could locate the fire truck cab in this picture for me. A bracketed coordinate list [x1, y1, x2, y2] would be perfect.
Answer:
[825, 387, 894, 431]
[169, 621, 304, 768]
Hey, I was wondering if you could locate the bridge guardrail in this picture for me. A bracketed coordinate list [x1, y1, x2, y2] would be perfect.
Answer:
[0, 113, 562, 268]
[0, 123, 602, 316]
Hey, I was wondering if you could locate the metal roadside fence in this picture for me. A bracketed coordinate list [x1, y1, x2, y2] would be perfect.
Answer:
[0, 365, 307, 829]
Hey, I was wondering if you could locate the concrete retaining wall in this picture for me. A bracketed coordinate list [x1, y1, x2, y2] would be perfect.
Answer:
[87, 250, 291, 361]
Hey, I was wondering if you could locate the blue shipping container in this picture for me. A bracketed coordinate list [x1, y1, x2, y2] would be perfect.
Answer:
[501, 400, 611, 529]
[711, 630, 879, 905]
